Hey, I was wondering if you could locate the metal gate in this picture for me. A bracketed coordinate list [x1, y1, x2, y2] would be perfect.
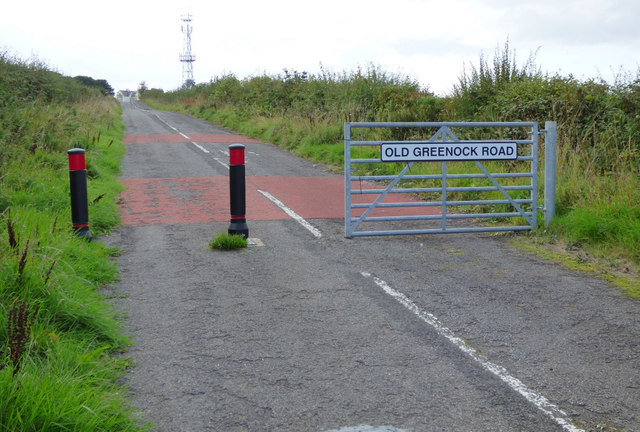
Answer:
[344, 121, 557, 238]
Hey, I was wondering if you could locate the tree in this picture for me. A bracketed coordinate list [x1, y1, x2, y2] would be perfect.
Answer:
[73, 75, 115, 96]
[138, 81, 148, 95]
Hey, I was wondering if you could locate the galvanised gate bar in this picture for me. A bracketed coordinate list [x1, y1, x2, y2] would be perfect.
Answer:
[344, 121, 557, 238]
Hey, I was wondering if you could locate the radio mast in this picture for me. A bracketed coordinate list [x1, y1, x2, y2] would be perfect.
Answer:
[179, 14, 196, 88]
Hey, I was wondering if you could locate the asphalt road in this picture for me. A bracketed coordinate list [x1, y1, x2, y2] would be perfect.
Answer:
[103, 101, 640, 432]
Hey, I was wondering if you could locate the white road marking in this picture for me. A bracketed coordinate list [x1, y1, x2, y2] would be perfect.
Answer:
[152, 113, 231, 168]
[212, 157, 229, 169]
[360, 272, 584, 432]
[191, 142, 210, 153]
[257, 190, 322, 239]
[153, 113, 185, 136]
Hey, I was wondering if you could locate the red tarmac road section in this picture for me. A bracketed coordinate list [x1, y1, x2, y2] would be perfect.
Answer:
[119, 176, 433, 227]
[120, 132, 435, 226]
[123, 134, 262, 145]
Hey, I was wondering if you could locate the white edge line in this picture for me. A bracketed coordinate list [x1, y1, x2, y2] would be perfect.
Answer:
[257, 190, 322, 239]
[360, 272, 584, 432]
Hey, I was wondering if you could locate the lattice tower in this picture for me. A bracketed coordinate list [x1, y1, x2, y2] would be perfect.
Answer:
[179, 14, 196, 88]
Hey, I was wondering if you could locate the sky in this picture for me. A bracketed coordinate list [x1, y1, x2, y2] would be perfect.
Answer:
[1, 0, 638, 96]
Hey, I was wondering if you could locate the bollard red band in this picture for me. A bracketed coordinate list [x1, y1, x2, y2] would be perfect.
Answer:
[229, 144, 245, 166]
[68, 148, 86, 171]
[72, 223, 89, 227]
[68, 154, 85, 170]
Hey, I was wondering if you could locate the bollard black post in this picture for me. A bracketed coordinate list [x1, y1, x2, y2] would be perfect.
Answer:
[67, 148, 92, 241]
[228, 144, 249, 238]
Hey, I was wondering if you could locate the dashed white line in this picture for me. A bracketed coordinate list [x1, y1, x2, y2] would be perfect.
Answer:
[191, 142, 210, 154]
[212, 157, 229, 169]
[360, 272, 584, 432]
[152, 113, 231, 168]
[257, 190, 322, 238]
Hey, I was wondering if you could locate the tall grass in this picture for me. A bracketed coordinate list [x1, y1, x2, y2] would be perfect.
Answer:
[447, 44, 640, 273]
[0, 53, 148, 430]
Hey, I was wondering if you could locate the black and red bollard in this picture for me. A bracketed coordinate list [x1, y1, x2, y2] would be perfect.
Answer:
[68, 148, 92, 241]
[228, 144, 249, 238]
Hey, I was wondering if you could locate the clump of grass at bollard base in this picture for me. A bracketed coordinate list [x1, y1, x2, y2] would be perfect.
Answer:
[209, 232, 248, 251]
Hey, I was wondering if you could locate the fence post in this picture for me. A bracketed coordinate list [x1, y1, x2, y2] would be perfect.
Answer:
[228, 144, 249, 238]
[544, 121, 557, 227]
[67, 148, 92, 241]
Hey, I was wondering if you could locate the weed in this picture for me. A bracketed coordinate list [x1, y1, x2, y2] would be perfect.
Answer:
[16, 240, 29, 283]
[209, 232, 248, 250]
[6, 209, 18, 249]
[43, 259, 57, 286]
[7, 300, 39, 377]
[51, 215, 58, 234]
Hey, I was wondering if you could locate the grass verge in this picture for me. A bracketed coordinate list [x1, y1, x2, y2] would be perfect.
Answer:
[513, 236, 640, 298]
[1, 53, 150, 431]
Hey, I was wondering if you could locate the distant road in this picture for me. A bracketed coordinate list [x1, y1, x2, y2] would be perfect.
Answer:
[104, 100, 640, 432]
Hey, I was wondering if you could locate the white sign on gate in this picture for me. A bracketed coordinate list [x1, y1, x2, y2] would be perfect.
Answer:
[380, 141, 518, 162]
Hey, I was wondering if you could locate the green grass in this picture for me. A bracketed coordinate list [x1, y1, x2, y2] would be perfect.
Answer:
[556, 204, 640, 257]
[209, 232, 248, 250]
[0, 335, 137, 431]
[1, 54, 149, 431]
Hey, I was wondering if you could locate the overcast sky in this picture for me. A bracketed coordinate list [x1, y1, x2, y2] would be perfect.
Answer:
[1, 0, 638, 95]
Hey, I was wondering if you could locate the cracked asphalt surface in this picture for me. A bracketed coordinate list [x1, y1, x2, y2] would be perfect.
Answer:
[103, 101, 640, 432]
